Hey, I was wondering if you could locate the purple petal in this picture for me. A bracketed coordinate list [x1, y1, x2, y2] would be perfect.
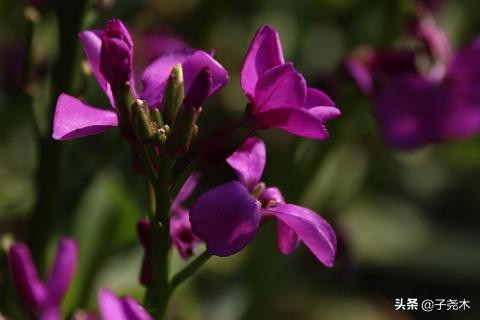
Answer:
[46, 238, 78, 304]
[276, 220, 300, 255]
[174, 173, 200, 206]
[140, 48, 193, 107]
[99, 289, 152, 320]
[190, 181, 262, 256]
[226, 137, 266, 190]
[181, 50, 229, 99]
[141, 48, 228, 108]
[38, 306, 61, 320]
[170, 207, 200, 259]
[305, 88, 335, 108]
[120, 296, 153, 320]
[344, 56, 374, 95]
[253, 63, 307, 112]
[8, 243, 47, 311]
[98, 289, 128, 320]
[264, 204, 337, 267]
[241, 25, 285, 98]
[252, 107, 329, 139]
[414, 15, 452, 62]
[52, 94, 118, 140]
[79, 30, 115, 107]
[183, 67, 213, 110]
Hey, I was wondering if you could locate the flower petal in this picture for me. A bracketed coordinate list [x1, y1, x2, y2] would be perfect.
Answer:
[120, 296, 153, 320]
[52, 94, 118, 140]
[174, 173, 200, 206]
[171, 207, 200, 259]
[252, 107, 329, 139]
[276, 220, 300, 255]
[259, 187, 285, 207]
[305, 87, 335, 108]
[253, 63, 306, 112]
[8, 243, 46, 311]
[79, 30, 115, 107]
[141, 48, 193, 107]
[46, 238, 78, 305]
[226, 137, 266, 190]
[190, 181, 262, 256]
[264, 204, 337, 267]
[98, 289, 128, 320]
[181, 50, 229, 99]
[241, 25, 285, 98]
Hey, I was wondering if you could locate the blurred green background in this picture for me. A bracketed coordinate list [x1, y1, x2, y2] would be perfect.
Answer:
[1, 0, 480, 319]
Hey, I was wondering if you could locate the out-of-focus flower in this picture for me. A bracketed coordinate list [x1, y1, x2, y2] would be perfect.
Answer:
[240, 25, 340, 139]
[98, 289, 152, 320]
[346, 12, 480, 149]
[8, 238, 78, 319]
[190, 137, 336, 267]
[137, 174, 201, 286]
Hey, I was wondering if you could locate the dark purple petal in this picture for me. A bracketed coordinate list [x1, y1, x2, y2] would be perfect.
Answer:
[253, 63, 306, 112]
[52, 94, 118, 140]
[183, 67, 213, 110]
[79, 30, 115, 107]
[190, 181, 262, 256]
[344, 56, 374, 95]
[264, 204, 337, 267]
[181, 50, 229, 99]
[241, 25, 285, 98]
[8, 243, 47, 312]
[226, 137, 266, 190]
[252, 107, 329, 139]
[170, 207, 200, 259]
[100, 19, 134, 89]
[46, 238, 78, 305]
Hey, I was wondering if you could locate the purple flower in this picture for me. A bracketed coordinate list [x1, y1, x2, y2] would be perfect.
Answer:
[137, 174, 201, 285]
[241, 25, 340, 139]
[52, 19, 228, 141]
[8, 238, 78, 319]
[190, 137, 336, 267]
[347, 14, 480, 149]
[98, 288, 152, 320]
[100, 19, 134, 90]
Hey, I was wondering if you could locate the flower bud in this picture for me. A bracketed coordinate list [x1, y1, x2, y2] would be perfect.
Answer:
[132, 99, 154, 144]
[100, 19, 133, 90]
[183, 67, 213, 110]
[162, 64, 184, 125]
[164, 106, 200, 157]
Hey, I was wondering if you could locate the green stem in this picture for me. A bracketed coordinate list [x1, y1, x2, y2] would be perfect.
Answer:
[28, 0, 89, 273]
[169, 251, 211, 294]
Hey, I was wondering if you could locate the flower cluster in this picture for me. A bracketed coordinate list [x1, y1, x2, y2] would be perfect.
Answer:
[346, 5, 480, 149]
[19, 18, 340, 318]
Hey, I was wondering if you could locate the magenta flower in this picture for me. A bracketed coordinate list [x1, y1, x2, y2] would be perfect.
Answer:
[241, 25, 340, 139]
[8, 238, 78, 319]
[190, 137, 337, 267]
[98, 288, 152, 320]
[137, 174, 201, 285]
[52, 19, 228, 141]
[347, 14, 480, 149]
